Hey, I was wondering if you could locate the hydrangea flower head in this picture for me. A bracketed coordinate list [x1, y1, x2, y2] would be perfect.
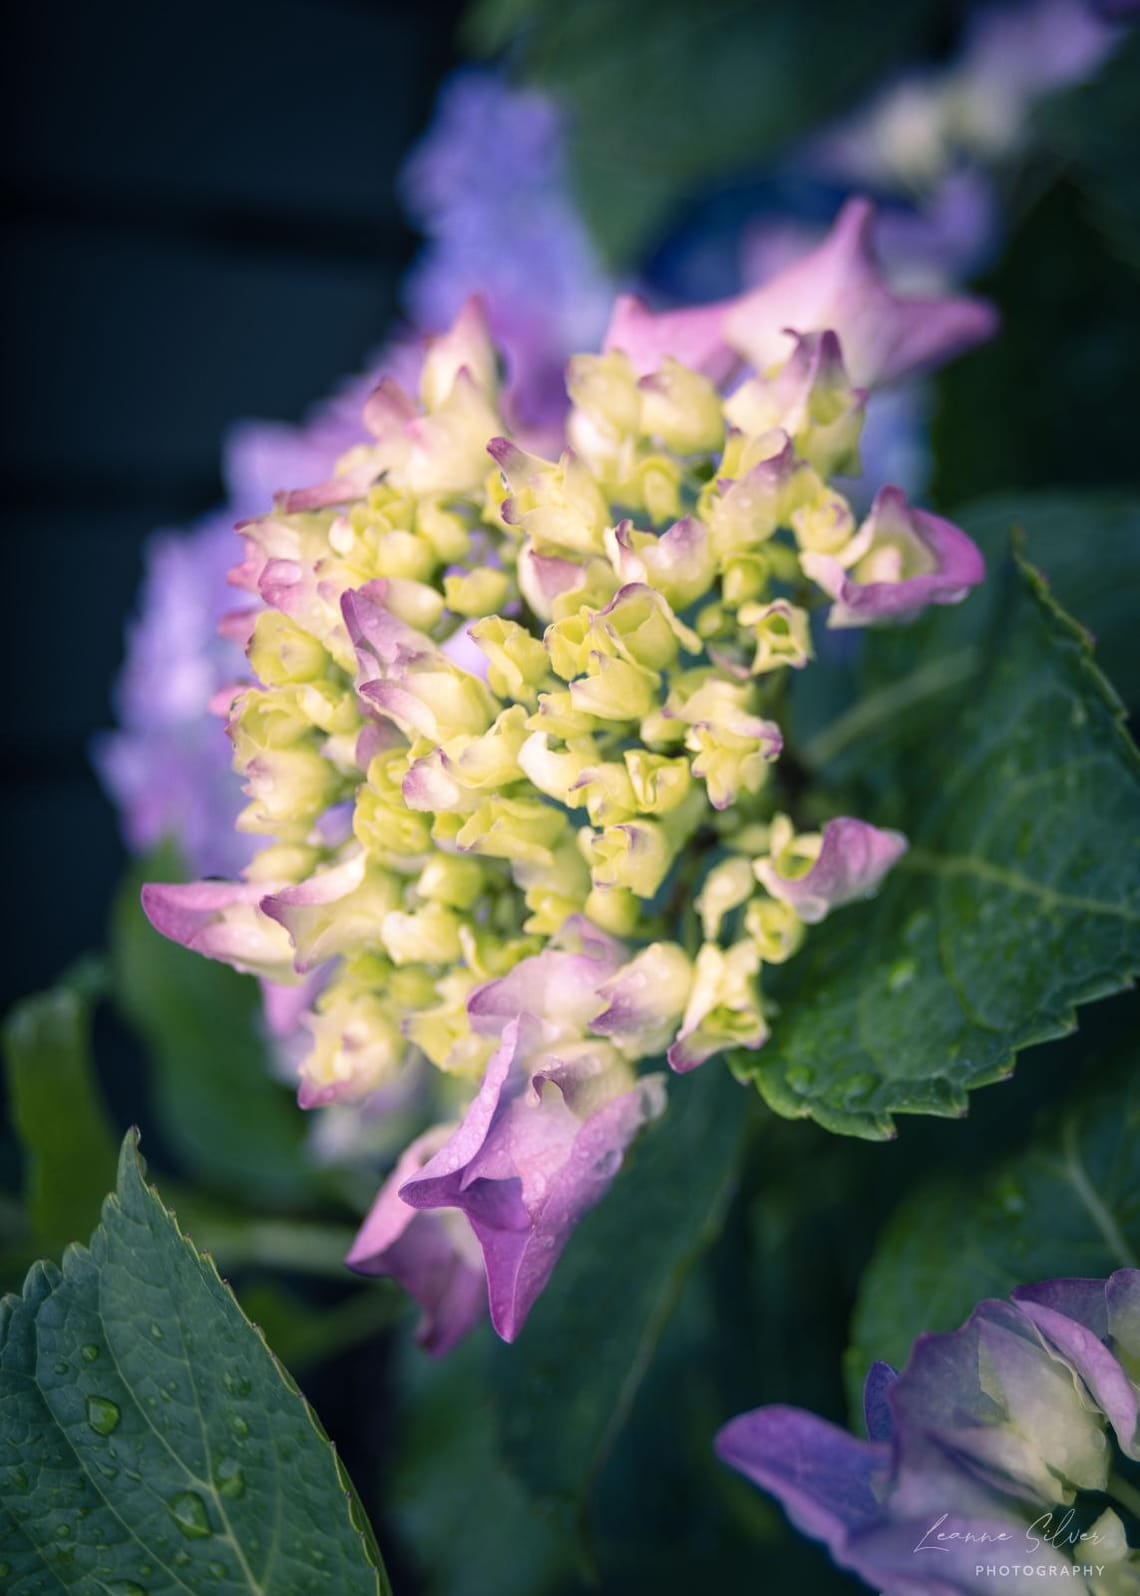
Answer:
[718, 1269, 1140, 1594]
[144, 208, 993, 1344]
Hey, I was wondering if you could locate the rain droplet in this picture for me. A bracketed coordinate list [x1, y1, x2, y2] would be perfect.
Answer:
[97, 1464, 119, 1481]
[168, 1491, 212, 1539]
[55, 1524, 72, 1539]
[53, 1360, 69, 1375]
[215, 1458, 245, 1499]
[886, 957, 915, 993]
[208, 1561, 227, 1579]
[86, 1397, 121, 1436]
[81, 1344, 100, 1363]
[230, 1415, 250, 1438]
[149, 1323, 164, 1341]
[102, 1583, 146, 1596]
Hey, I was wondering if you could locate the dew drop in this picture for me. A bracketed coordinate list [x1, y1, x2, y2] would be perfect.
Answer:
[55, 1524, 71, 1539]
[174, 1551, 191, 1567]
[149, 1323, 164, 1341]
[102, 1583, 146, 1596]
[886, 957, 916, 993]
[215, 1458, 245, 1499]
[207, 1561, 227, 1579]
[53, 1360, 69, 1375]
[81, 1344, 100, 1363]
[97, 1464, 119, 1481]
[86, 1397, 121, 1436]
[168, 1491, 212, 1539]
[230, 1415, 250, 1439]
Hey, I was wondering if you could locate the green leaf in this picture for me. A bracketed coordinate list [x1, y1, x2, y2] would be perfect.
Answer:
[929, 179, 1140, 507]
[742, 549, 1140, 1136]
[846, 1048, 1140, 1417]
[0, 1132, 390, 1593]
[952, 493, 1140, 708]
[490, 1062, 753, 1511]
[111, 851, 310, 1206]
[2, 963, 119, 1257]
[467, 0, 941, 262]
[1036, 29, 1140, 272]
[391, 1327, 573, 1596]
[796, 492, 1140, 770]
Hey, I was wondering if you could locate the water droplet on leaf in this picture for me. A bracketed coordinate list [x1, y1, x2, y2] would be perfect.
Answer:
[81, 1344, 100, 1363]
[215, 1458, 245, 1499]
[86, 1397, 121, 1436]
[168, 1491, 211, 1538]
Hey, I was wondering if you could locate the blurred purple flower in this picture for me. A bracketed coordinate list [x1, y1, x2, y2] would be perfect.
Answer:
[94, 517, 250, 878]
[718, 1269, 1140, 1594]
[400, 69, 612, 437]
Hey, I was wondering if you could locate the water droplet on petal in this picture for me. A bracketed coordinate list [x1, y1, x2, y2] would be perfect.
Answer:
[86, 1397, 121, 1436]
[168, 1491, 212, 1539]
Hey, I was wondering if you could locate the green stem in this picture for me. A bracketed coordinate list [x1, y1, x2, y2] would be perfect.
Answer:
[195, 1216, 360, 1278]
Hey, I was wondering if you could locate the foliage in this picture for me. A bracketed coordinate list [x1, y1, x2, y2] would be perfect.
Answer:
[464, 0, 941, 262]
[846, 1047, 1140, 1413]
[741, 549, 1140, 1135]
[0, 1134, 390, 1594]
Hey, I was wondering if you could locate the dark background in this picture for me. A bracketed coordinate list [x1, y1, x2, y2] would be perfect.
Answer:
[1, 0, 464, 1014]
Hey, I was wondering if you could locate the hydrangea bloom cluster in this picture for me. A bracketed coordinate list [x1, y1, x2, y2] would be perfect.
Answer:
[718, 1269, 1140, 1594]
[143, 202, 995, 1346]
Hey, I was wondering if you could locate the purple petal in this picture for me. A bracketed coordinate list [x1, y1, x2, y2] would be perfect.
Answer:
[347, 1126, 486, 1355]
[864, 1361, 899, 1443]
[466, 921, 626, 1040]
[723, 197, 998, 389]
[602, 293, 741, 383]
[400, 1019, 664, 1340]
[1014, 1273, 1140, 1461]
[804, 487, 985, 627]
[716, 1407, 889, 1552]
[140, 878, 295, 978]
[756, 817, 907, 924]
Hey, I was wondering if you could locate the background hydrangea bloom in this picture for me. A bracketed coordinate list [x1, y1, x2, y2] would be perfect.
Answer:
[718, 1269, 1140, 1594]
